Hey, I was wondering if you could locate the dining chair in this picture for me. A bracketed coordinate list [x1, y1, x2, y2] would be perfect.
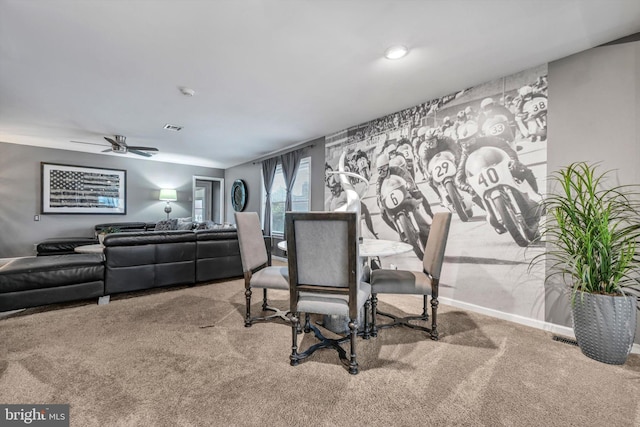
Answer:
[286, 211, 371, 375]
[370, 211, 452, 340]
[235, 212, 290, 327]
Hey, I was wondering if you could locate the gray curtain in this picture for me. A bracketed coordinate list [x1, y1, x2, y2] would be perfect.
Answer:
[281, 149, 303, 213]
[261, 157, 278, 236]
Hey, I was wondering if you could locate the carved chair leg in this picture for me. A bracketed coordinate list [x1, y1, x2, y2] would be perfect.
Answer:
[304, 313, 311, 333]
[290, 313, 300, 366]
[348, 319, 358, 375]
[262, 288, 268, 311]
[244, 287, 252, 327]
[421, 295, 429, 320]
[363, 299, 371, 340]
[430, 296, 439, 340]
[370, 293, 378, 337]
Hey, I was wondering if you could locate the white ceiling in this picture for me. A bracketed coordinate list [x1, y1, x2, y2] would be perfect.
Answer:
[1, 0, 639, 169]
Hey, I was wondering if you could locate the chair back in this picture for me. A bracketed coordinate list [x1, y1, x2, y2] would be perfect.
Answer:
[235, 212, 268, 273]
[285, 211, 359, 319]
[423, 212, 452, 279]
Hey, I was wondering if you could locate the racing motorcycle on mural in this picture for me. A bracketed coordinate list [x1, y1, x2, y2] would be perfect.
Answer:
[465, 146, 542, 247]
[379, 174, 431, 258]
[426, 150, 474, 222]
[516, 91, 548, 142]
[481, 114, 515, 144]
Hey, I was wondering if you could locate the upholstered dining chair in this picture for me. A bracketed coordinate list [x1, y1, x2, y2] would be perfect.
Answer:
[370, 211, 452, 340]
[286, 211, 371, 375]
[235, 212, 290, 327]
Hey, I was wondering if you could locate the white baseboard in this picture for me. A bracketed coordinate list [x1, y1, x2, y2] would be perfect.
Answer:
[438, 296, 640, 355]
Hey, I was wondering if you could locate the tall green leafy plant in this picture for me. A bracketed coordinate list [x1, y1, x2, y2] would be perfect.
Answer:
[534, 162, 640, 298]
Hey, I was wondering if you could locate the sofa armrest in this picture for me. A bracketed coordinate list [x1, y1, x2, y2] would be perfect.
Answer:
[36, 237, 98, 256]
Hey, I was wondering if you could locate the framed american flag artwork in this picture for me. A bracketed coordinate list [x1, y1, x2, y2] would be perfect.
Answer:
[41, 163, 126, 214]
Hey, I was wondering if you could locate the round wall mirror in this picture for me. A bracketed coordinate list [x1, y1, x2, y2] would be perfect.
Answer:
[231, 179, 247, 212]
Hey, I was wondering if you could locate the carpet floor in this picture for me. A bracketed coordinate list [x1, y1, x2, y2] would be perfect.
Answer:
[1, 277, 639, 427]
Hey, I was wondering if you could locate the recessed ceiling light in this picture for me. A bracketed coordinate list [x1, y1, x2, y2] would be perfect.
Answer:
[384, 45, 409, 60]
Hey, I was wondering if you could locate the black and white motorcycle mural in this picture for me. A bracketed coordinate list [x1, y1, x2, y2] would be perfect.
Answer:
[324, 64, 548, 322]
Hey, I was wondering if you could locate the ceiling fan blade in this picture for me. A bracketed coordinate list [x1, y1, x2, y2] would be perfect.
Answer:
[127, 146, 159, 152]
[70, 140, 109, 147]
[128, 149, 152, 157]
[104, 136, 120, 147]
[101, 148, 113, 153]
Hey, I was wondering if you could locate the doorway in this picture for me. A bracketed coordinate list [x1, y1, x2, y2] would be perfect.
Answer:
[192, 176, 224, 223]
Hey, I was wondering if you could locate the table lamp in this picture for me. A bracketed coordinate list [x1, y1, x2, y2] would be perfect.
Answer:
[159, 189, 177, 219]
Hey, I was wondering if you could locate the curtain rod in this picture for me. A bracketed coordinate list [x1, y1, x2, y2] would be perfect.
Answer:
[251, 142, 316, 165]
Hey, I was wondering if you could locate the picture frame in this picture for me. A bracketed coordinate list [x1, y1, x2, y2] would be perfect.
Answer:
[41, 163, 127, 214]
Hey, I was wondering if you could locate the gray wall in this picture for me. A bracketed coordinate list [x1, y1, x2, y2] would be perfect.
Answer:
[225, 40, 640, 338]
[546, 41, 640, 334]
[0, 142, 224, 257]
[223, 138, 326, 224]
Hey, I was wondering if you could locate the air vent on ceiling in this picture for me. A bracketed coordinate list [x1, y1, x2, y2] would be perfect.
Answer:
[164, 124, 183, 131]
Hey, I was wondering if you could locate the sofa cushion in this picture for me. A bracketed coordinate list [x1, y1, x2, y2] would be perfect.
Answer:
[195, 221, 236, 230]
[103, 231, 196, 294]
[103, 230, 196, 247]
[0, 254, 104, 293]
[95, 222, 148, 234]
[36, 237, 98, 256]
[195, 229, 238, 241]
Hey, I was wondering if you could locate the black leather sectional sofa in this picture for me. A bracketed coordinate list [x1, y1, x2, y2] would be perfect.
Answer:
[0, 254, 105, 312]
[103, 229, 243, 294]
[36, 222, 156, 256]
[0, 228, 244, 312]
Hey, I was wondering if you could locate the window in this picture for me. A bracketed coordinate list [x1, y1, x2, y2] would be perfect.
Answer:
[267, 157, 311, 235]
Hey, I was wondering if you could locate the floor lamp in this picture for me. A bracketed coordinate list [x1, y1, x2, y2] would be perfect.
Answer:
[159, 189, 177, 219]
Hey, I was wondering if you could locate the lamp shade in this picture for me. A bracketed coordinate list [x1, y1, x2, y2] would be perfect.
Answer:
[159, 189, 177, 201]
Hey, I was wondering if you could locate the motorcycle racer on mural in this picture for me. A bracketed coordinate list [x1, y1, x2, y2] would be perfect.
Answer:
[375, 153, 433, 232]
[455, 123, 539, 195]
[419, 128, 462, 195]
[419, 127, 477, 221]
[352, 149, 371, 182]
[452, 109, 476, 142]
[325, 162, 378, 238]
[375, 153, 431, 257]
[454, 123, 541, 243]
[440, 116, 456, 140]
[514, 85, 548, 142]
[395, 135, 417, 180]
[477, 97, 517, 143]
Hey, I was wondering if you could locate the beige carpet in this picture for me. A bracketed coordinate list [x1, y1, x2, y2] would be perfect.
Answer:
[1, 277, 639, 427]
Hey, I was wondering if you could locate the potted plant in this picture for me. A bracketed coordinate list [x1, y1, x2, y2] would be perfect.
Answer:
[533, 162, 640, 364]
[97, 226, 121, 245]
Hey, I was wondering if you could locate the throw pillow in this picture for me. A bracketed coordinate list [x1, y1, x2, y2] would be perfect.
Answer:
[154, 218, 178, 231]
[195, 220, 215, 230]
[177, 217, 194, 230]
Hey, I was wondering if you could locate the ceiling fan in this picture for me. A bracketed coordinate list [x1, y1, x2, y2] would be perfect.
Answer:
[103, 135, 159, 157]
[70, 135, 159, 157]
